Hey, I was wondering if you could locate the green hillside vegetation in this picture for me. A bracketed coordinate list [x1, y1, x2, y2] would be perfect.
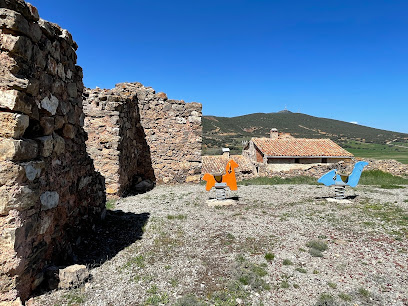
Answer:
[202, 111, 408, 163]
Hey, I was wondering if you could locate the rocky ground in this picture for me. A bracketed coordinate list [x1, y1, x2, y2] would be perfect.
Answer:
[31, 184, 408, 305]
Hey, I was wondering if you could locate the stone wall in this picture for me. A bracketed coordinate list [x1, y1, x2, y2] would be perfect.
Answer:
[83, 85, 151, 196]
[258, 158, 408, 179]
[0, 1, 105, 303]
[83, 82, 202, 196]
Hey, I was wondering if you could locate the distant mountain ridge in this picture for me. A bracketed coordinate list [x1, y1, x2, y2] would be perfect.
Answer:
[202, 111, 408, 155]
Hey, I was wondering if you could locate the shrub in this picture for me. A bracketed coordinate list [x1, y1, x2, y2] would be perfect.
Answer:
[264, 253, 275, 261]
[105, 198, 116, 210]
[295, 267, 307, 273]
[306, 240, 328, 252]
[282, 259, 293, 265]
[315, 293, 336, 306]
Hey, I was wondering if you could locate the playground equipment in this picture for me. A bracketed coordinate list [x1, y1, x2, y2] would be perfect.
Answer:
[318, 161, 369, 199]
[203, 159, 238, 200]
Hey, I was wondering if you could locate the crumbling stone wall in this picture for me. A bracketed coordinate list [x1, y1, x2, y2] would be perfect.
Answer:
[83, 82, 202, 195]
[0, 1, 105, 303]
[83, 85, 152, 196]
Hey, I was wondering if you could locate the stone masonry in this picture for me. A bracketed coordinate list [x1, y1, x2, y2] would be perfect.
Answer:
[0, 1, 105, 303]
[84, 82, 202, 196]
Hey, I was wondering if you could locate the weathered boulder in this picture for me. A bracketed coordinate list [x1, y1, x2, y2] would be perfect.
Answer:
[58, 265, 89, 289]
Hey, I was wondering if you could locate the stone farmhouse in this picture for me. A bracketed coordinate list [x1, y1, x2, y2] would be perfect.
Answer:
[243, 128, 354, 173]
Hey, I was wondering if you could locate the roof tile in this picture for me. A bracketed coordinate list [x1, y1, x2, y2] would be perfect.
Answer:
[252, 138, 353, 157]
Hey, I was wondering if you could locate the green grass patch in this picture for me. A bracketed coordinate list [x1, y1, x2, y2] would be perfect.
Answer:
[105, 198, 116, 210]
[144, 292, 169, 305]
[362, 202, 408, 230]
[306, 239, 328, 258]
[175, 294, 206, 306]
[123, 255, 145, 269]
[166, 214, 187, 220]
[379, 184, 405, 189]
[338, 292, 352, 301]
[359, 170, 408, 186]
[282, 259, 293, 265]
[239, 176, 317, 186]
[295, 267, 307, 273]
[264, 253, 275, 262]
[306, 240, 328, 252]
[315, 293, 336, 306]
[280, 280, 290, 288]
[62, 291, 86, 305]
[234, 256, 270, 291]
[328, 282, 337, 289]
[358, 287, 370, 298]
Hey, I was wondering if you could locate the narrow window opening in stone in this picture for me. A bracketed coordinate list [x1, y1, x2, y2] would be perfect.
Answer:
[23, 118, 44, 138]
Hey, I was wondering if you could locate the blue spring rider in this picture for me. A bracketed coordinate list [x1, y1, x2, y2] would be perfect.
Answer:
[318, 161, 369, 199]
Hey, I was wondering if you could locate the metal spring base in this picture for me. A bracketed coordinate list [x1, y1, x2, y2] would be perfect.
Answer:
[215, 183, 227, 200]
[334, 186, 346, 199]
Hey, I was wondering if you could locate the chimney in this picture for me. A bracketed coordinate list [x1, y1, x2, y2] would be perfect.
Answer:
[270, 128, 278, 139]
[222, 147, 230, 159]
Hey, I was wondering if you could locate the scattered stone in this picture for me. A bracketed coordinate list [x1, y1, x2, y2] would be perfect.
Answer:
[58, 265, 89, 289]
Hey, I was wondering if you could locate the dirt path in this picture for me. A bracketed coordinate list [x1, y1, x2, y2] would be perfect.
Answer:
[32, 184, 408, 305]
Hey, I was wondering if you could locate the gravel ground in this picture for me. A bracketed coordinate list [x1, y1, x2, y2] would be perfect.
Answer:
[32, 184, 408, 306]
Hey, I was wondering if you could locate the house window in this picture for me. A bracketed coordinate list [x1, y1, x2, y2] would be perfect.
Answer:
[322, 158, 327, 163]
[295, 158, 300, 164]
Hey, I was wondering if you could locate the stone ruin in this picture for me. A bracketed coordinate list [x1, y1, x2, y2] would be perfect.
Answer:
[84, 83, 202, 196]
[0, 1, 105, 303]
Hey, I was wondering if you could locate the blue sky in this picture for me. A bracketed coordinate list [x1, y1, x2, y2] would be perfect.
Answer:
[29, 0, 408, 133]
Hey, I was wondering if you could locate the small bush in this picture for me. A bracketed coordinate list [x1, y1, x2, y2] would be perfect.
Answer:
[295, 267, 307, 273]
[315, 293, 336, 306]
[282, 259, 293, 265]
[280, 281, 290, 288]
[306, 240, 328, 252]
[328, 282, 337, 289]
[308, 248, 323, 257]
[105, 198, 116, 210]
[175, 294, 206, 306]
[264, 253, 275, 261]
[338, 292, 352, 301]
[358, 287, 370, 298]
[235, 258, 270, 291]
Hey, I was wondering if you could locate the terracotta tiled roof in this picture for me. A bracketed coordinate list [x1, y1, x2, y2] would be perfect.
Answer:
[252, 138, 353, 157]
[202, 155, 254, 174]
